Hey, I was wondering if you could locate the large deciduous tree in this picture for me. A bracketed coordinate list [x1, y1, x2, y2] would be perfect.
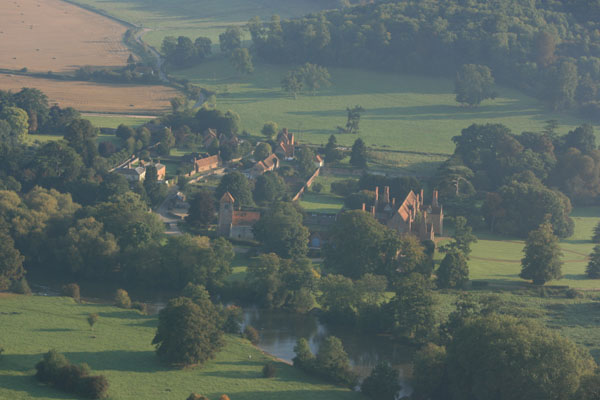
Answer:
[186, 189, 216, 228]
[0, 232, 25, 290]
[454, 64, 496, 107]
[350, 138, 367, 168]
[152, 296, 224, 366]
[216, 171, 253, 207]
[252, 202, 309, 258]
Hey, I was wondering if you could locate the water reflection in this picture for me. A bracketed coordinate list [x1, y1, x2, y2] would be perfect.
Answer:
[243, 307, 414, 396]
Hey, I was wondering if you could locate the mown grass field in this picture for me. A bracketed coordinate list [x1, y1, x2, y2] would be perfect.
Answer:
[467, 207, 600, 289]
[82, 114, 154, 129]
[0, 295, 363, 400]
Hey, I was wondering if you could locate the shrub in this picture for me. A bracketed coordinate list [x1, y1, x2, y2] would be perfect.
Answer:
[62, 283, 80, 302]
[222, 305, 243, 334]
[35, 350, 109, 399]
[131, 301, 148, 314]
[566, 288, 584, 299]
[114, 289, 131, 309]
[243, 325, 260, 345]
[11, 277, 31, 295]
[186, 394, 209, 400]
[263, 362, 277, 378]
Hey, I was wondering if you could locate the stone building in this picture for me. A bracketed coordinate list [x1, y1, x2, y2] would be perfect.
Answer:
[365, 186, 443, 241]
[218, 192, 261, 240]
[275, 128, 295, 160]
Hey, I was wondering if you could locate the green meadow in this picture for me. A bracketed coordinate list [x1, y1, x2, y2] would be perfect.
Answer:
[175, 57, 599, 154]
[0, 295, 363, 400]
[82, 115, 154, 129]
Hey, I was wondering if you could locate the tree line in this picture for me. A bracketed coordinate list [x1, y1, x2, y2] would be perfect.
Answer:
[247, 1, 600, 118]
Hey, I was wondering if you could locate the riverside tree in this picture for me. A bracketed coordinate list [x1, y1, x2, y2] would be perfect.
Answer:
[152, 296, 224, 366]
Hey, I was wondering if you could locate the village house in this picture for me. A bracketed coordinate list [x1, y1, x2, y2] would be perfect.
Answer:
[140, 161, 166, 180]
[246, 153, 280, 179]
[364, 186, 443, 241]
[183, 152, 221, 175]
[275, 128, 295, 160]
[218, 192, 261, 240]
[202, 128, 241, 149]
[115, 166, 146, 182]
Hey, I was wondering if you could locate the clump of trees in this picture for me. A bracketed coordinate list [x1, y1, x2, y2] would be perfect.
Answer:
[361, 362, 401, 400]
[281, 63, 331, 98]
[293, 336, 357, 387]
[161, 35, 212, 68]
[35, 349, 109, 399]
[412, 314, 597, 400]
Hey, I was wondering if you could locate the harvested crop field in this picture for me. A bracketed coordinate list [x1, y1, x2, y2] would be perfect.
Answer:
[0, 0, 129, 73]
[0, 74, 177, 114]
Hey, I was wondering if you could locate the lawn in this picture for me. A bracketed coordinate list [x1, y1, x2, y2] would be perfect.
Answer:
[468, 207, 600, 289]
[82, 114, 154, 129]
[300, 192, 344, 214]
[0, 295, 363, 400]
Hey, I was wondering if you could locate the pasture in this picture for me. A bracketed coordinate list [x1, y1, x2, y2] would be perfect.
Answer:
[0, 74, 177, 114]
[0, 0, 129, 73]
[176, 58, 600, 155]
[67, 0, 334, 46]
[0, 295, 363, 400]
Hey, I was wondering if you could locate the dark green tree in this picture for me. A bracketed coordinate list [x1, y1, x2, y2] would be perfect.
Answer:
[390, 273, 435, 342]
[446, 314, 595, 400]
[186, 189, 216, 228]
[261, 121, 278, 138]
[216, 171, 254, 207]
[343, 105, 365, 134]
[315, 336, 357, 387]
[296, 146, 316, 178]
[436, 250, 469, 289]
[152, 296, 224, 366]
[361, 362, 401, 400]
[454, 64, 496, 106]
[253, 171, 286, 204]
[298, 63, 331, 94]
[194, 37, 212, 59]
[0, 232, 25, 290]
[520, 221, 563, 285]
[252, 202, 309, 258]
[219, 26, 242, 54]
[324, 134, 344, 163]
[281, 71, 304, 99]
[350, 138, 367, 168]
[586, 245, 600, 278]
[230, 48, 254, 75]
[254, 142, 272, 161]
[442, 216, 477, 257]
[63, 119, 98, 166]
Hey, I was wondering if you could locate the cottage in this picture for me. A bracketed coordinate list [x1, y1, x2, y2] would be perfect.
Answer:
[247, 153, 280, 179]
[115, 166, 146, 182]
[218, 192, 261, 240]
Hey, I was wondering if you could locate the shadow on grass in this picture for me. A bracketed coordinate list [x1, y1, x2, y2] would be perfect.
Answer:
[0, 373, 77, 399]
[61, 350, 165, 373]
[35, 328, 75, 332]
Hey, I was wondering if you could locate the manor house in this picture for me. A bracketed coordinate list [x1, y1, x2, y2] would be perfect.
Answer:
[364, 187, 443, 241]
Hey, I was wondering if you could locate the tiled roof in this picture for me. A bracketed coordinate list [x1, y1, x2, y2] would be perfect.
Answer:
[232, 211, 260, 226]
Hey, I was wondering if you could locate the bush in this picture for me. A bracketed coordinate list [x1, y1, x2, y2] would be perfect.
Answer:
[11, 277, 31, 295]
[263, 362, 277, 378]
[131, 301, 148, 314]
[35, 350, 108, 399]
[62, 283, 80, 302]
[114, 289, 131, 309]
[87, 313, 99, 330]
[243, 325, 260, 345]
[186, 394, 209, 400]
[222, 305, 243, 334]
[566, 288, 584, 299]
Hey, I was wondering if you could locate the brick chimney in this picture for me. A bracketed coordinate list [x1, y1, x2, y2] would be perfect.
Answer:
[420, 189, 424, 207]
[433, 190, 439, 208]
[374, 186, 379, 204]
[370, 205, 376, 216]
[383, 186, 390, 204]
[392, 198, 396, 207]
[362, 203, 366, 211]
